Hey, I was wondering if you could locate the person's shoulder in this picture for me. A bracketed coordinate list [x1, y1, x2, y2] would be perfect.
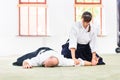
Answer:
[90, 23, 98, 34]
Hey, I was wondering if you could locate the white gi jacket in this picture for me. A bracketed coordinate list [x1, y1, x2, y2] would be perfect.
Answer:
[69, 22, 97, 53]
[25, 50, 75, 67]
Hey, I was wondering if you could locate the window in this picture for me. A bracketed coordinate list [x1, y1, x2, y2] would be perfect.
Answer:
[18, 0, 47, 36]
[74, 0, 105, 36]
[75, 0, 101, 4]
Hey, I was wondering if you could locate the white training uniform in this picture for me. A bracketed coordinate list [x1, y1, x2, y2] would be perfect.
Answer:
[69, 22, 97, 53]
[25, 50, 81, 67]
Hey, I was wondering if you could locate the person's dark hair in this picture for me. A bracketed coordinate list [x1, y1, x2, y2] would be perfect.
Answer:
[82, 11, 92, 22]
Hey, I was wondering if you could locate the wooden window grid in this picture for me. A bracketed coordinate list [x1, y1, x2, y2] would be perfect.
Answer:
[18, 0, 47, 37]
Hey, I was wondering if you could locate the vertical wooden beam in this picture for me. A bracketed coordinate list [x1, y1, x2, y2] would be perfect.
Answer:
[45, 7, 47, 35]
[36, 0, 38, 35]
[28, 0, 30, 35]
[18, 0, 21, 36]
[100, 7, 102, 35]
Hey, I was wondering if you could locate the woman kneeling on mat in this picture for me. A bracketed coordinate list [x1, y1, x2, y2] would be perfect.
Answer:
[61, 11, 105, 66]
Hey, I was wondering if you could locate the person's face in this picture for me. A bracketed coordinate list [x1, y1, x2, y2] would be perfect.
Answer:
[82, 19, 90, 28]
[43, 56, 59, 67]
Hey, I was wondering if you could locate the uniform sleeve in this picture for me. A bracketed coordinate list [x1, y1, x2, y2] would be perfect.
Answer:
[69, 23, 78, 49]
[89, 30, 97, 53]
[24, 55, 43, 66]
[58, 55, 75, 66]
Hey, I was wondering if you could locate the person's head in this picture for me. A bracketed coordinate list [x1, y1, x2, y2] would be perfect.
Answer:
[81, 11, 92, 31]
[43, 56, 59, 67]
[81, 11, 92, 23]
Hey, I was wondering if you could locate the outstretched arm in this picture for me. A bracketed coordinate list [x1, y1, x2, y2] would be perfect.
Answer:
[61, 54, 98, 67]
[75, 58, 92, 66]
[59, 55, 92, 66]
[22, 54, 43, 69]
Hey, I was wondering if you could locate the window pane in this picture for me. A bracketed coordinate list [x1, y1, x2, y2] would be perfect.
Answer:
[76, 0, 84, 3]
[20, 0, 45, 3]
[19, 0, 47, 36]
[29, 7, 37, 35]
[20, 6, 29, 35]
[38, 0, 45, 2]
[85, 0, 93, 2]
[21, 0, 28, 2]
[76, 0, 101, 3]
[93, 0, 100, 3]
[38, 7, 46, 35]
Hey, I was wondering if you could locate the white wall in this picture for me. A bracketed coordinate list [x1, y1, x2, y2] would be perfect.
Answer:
[0, 0, 118, 56]
[97, 0, 117, 54]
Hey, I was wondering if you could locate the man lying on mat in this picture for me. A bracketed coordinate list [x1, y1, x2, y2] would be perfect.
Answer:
[13, 47, 98, 69]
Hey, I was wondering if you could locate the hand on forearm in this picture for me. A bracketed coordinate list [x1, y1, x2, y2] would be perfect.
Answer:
[92, 52, 96, 59]
[72, 56, 79, 65]
[70, 48, 78, 65]
[91, 52, 99, 66]
[73, 58, 80, 65]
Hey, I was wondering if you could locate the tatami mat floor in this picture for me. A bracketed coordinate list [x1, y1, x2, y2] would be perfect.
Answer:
[0, 54, 120, 80]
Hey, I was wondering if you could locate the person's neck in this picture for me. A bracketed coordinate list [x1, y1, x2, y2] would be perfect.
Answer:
[83, 23, 88, 29]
